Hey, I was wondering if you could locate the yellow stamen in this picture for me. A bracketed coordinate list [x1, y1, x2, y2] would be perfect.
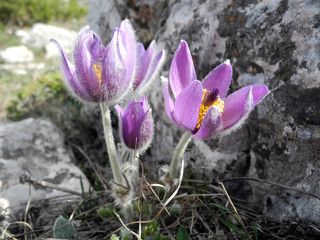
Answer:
[93, 64, 102, 86]
[195, 89, 224, 130]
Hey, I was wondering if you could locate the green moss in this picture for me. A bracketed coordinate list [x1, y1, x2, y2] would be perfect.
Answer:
[0, 32, 21, 49]
[6, 71, 66, 119]
[20, 72, 63, 100]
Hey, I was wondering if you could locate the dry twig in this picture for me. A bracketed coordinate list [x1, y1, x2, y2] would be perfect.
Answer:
[20, 174, 84, 196]
[219, 177, 320, 201]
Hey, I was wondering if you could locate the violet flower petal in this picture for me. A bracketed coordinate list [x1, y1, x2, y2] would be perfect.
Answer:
[102, 28, 123, 101]
[193, 107, 222, 139]
[133, 41, 154, 90]
[144, 50, 164, 84]
[136, 42, 146, 58]
[50, 39, 93, 101]
[117, 19, 135, 88]
[174, 80, 203, 130]
[251, 84, 270, 105]
[102, 20, 135, 102]
[202, 60, 232, 99]
[73, 26, 101, 99]
[121, 105, 138, 149]
[136, 49, 165, 95]
[118, 97, 153, 150]
[163, 81, 177, 124]
[222, 84, 269, 130]
[125, 97, 148, 148]
[169, 40, 197, 98]
[114, 105, 124, 117]
[137, 105, 154, 151]
[90, 33, 106, 62]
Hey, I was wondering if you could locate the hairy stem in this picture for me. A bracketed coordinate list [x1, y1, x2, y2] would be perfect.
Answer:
[132, 151, 140, 173]
[170, 131, 192, 180]
[100, 103, 126, 194]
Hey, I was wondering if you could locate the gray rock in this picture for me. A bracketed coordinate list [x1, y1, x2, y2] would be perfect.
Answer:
[87, 0, 320, 223]
[0, 118, 90, 221]
[0, 45, 34, 63]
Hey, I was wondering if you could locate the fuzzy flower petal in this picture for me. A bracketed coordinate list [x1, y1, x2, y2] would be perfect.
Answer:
[102, 20, 136, 102]
[163, 81, 177, 124]
[169, 40, 197, 98]
[50, 39, 93, 101]
[116, 97, 154, 151]
[164, 40, 270, 139]
[73, 26, 101, 98]
[141, 50, 164, 90]
[193, 107, 222, 139]
[174, 80, 203, 130]
[52, 19, 136, 104]
[133, 42, 154, 90]
[202, 60, 232, 99]
[222, 85, 270, 131]
[132, 41, 165, 95]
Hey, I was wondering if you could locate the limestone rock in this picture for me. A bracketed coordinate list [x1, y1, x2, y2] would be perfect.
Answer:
[0, 62, 44, 75]
[0, 118, 90, 220]
[87, 0, 320, 223]
[16, 23, 77, 58]
[87, 0, 121, 44]
[0, 45, 34, 63]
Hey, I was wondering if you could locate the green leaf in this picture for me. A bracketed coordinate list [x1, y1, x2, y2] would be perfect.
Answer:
[80, 175, 84, 195]
[169, 203, 182, 215]
[254, 221, 258, 240]
[121, 228, 133, 240]
[98, 206, 115, 219]
[53, 216, 76, 239]
[210, 203, 247, 238]
[210, 203, 231, 212]
[217, 216, 240, 232]
[177, 227, 189, 240]
[210, 203, 242, 226]
[110, 234, 120, 240]
[143, 222, 159, 237]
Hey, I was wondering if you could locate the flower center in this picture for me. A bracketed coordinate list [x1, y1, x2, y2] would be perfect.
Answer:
[93, 64, 102, 86]
[195, 89, 224, 131]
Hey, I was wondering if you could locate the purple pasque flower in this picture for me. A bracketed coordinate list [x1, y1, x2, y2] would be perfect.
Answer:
[51, 19, 135, 103]
[164, 40, 269, 139]
[132, 40, 165, 95]
[115, 96, 154, 152]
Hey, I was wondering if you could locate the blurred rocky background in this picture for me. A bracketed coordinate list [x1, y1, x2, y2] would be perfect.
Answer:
[1, 0, 319, 238]
[88, 0, 320, 224]
[0, 0, 95, 229]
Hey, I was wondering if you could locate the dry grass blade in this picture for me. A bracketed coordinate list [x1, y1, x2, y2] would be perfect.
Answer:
[1, 221, 33, 240]
[24, 175, 32, 240]
[69, 198, 87, 221]
[145, 180, 170, 215]
[139, 212, 142, 239]
[219, 181, 251, 239]
[106, 156, 186, 238]
[0, 226, 18, 240]
[113, 209, 141, 240]
[164, 156, 185, 207]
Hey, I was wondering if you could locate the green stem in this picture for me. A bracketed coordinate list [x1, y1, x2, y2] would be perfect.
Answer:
[169, 131, 192, 180]
[100, 103, 126, 194]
